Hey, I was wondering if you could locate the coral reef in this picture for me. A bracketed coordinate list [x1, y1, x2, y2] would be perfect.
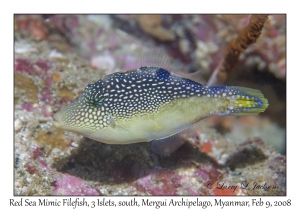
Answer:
[208, 15, 269, 86]
[14, 14, 286, 195]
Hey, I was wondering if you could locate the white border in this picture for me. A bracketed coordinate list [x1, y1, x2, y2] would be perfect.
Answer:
[3, 0, 296, 209]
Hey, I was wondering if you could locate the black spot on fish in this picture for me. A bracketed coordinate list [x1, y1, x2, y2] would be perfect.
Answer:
[156, 68, 170, 80]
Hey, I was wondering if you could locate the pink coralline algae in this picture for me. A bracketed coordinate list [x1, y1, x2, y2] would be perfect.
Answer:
[35, 59, 51, 72]
[15, 59, 51, 75]
[194, 169, 210, 180]
[186, 188, 198, 196]
[39, 88, 54, 104]
[194, 166, 223, 190]
[133, 170, 180, 195]
[44, 77, 53, 87]
[21, 102, 53, 117]
[38, 160, 51, 171]
[15, 59, 34, 75]
[52, 173, 99, 196]
[26, 162, 38, 175]
[31, 146, 44, 160]
[47, 15, 79, 36]
[132, 166, 225, 196]
[21, 102, 35, 112]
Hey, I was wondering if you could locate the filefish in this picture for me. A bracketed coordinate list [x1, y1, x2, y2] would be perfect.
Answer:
[53, 50, 268, 155]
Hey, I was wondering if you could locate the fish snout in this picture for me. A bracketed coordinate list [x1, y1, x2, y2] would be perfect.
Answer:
[52, 112, 62, 128]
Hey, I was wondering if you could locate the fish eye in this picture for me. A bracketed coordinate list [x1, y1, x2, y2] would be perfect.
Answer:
[89, 97, 103, 108]
[81, 83, 104, 108]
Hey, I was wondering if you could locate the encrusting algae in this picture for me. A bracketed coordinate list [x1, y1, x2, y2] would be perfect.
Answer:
[53, 50, 268, 155]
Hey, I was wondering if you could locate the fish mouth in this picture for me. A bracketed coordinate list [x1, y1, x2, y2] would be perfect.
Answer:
[52, 113, 62, 128]
[52, 119, 60, 128]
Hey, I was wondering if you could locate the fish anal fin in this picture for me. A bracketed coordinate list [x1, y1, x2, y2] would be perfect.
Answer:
[179, 118, 208, 141]
[151, 133, 186, 155]
[151, 116, 210, 155]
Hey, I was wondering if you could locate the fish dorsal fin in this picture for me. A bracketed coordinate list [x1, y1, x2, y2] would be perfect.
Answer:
[183, 70, 207, 85]
[151, 133, 186, 155]
[138, 48, 206, 85]
[139, 48, 175, 71]
[168, 69, 207, 85]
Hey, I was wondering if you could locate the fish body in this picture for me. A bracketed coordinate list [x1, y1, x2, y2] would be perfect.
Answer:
[54, 55, 268, 154]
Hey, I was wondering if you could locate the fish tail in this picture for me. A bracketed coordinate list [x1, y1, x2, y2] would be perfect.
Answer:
[228, 86, 269, 116]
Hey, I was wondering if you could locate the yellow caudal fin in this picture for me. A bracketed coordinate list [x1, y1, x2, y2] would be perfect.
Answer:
[229, 86, 269, 116]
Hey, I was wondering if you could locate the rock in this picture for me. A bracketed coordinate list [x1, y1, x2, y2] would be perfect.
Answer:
[15, 119, 23, 132]
[137, 15, 175, 42]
